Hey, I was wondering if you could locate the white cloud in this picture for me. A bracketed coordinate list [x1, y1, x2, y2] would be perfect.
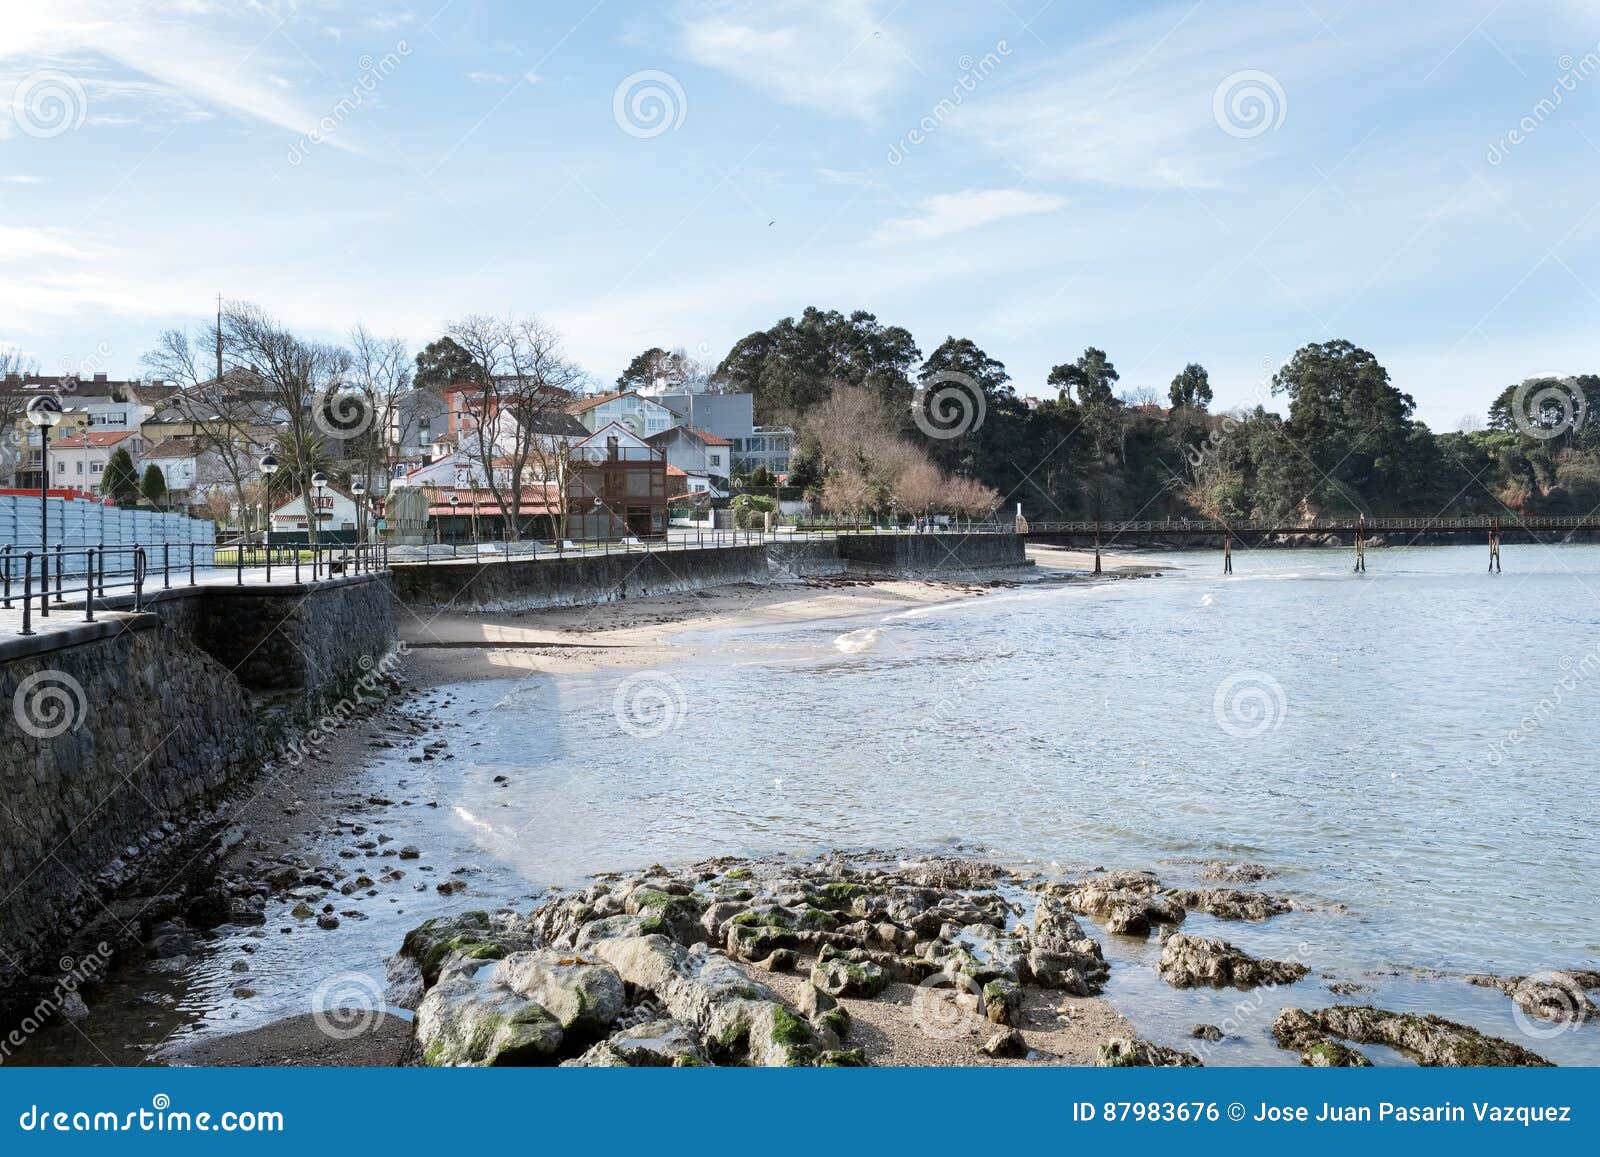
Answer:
[466, 72, 507, 86]
[676, 0, 914, 117]
[872, 189, 1064, 244]
[0, 0, 358, 148]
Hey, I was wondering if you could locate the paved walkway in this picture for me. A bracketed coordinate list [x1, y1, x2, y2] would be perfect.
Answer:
[0, 561, 366, 643]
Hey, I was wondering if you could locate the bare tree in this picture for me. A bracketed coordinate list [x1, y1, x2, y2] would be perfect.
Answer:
[821, 470, 871, 526]
[891, 456, 944, 520]
[444, 313, 585, 540]
[219, 302, 351, 545]
[142, 325, 271, 536]
[347, 325, 413, 497]
[0, 345, 39, 485]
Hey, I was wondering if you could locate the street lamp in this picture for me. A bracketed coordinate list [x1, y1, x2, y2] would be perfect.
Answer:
[25, 395, 63, 610]
[449, 492, 460, 546]
[351, 478, 367, 536]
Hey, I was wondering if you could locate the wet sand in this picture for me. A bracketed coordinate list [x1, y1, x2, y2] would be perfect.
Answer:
[169, 547, 1163, 1067]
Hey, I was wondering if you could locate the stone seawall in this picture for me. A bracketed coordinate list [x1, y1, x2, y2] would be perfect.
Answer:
[835, 533, 1029, 576]
[387, 545, 771, 614]
[0, 575, 396, 1018]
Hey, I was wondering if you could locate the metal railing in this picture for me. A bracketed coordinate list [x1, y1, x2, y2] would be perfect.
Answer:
[1026, 515, 1600, 535]
[2, 539, 391, 637]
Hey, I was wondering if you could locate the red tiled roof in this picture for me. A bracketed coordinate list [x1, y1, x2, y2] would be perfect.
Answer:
[54, 430, 139, 448]
[685, 426, 730, 446]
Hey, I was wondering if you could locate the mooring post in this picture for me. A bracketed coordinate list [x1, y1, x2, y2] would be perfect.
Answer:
[1223, 532, 1233, 575]
[1354, 514, 1366, 573]
[1489, 519, 1502, 573]
[1093, 521, 1102, 575]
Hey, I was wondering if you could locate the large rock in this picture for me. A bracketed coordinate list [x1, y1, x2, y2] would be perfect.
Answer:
[809, 958, 887, 999]
[1023, 895, 1109, 993]
[413, 957, 563, 1066]
[591, 1018, 706, 1067]
[1465, 970, 1600, 1024]
[1096, 1037, 1202, 1067]
[1164, 887, 1291, 921]
[492, 950, 625, 1039]
[1046, 871, 1184, 937]
[1157, 933, 1308, 990]
[397, 910, 529, 987]
[588, 936, 814, 1065]
[1272, 1006, 1553, 1067]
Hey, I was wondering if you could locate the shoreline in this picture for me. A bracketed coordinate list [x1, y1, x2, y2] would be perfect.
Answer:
[22, 549, 1594, 1068]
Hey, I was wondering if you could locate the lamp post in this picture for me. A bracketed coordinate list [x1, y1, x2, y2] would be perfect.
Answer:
[26, 395, 63, 613]
[449, 492, 460, 546]
[351, 479, 367, 571]
[259, 453, 279, 578]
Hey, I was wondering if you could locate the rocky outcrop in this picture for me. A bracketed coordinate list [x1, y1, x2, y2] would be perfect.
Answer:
[1465, 970, 1599, 1024]
[1022, 895, 1110, 993]
[1164, 887, 1291, 921]
[395, 855, 1130, 1067]
[1096, 1037, 1202, 1067]
[1040, 871, 1185, 936]
[1272, 1006, 1553, 1067]
[1157, 933, 1308, 990]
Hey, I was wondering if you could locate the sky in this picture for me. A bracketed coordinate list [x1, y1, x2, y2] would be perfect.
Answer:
[2, 0, 1600, 431]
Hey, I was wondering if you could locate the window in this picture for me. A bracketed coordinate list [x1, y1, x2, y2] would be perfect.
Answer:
[90, 461, 102, 474]
[57, 461, 66, 475]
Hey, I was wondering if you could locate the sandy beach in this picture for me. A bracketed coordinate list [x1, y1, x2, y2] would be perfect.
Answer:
[174, 546, 1167, 1067]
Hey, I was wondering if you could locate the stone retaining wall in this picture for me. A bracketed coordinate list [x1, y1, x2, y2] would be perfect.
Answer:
[0, 575, 396, 1019]
[834, 533, 1029, 575]
[387, 545, 771, 614]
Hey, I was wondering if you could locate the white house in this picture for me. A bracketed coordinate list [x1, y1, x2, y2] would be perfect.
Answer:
[647, 425, 732, 498]
[269, 485, 361, 538]
[138, 438, 228, 505]
[49, 430, 145, 493]
[567, 390, 680, 439]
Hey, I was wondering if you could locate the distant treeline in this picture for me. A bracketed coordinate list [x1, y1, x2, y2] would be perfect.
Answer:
[704, 307, 1600, 520]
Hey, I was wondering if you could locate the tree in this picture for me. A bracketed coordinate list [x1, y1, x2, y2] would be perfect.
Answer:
[915, 337, 1013, 476]
[347, 325, 413, 498]
[1169, 363, 1212, 411]
[143, 322, 276, 536]
[413, 335, 482, 391]
[715, 307, 920, 423]
[140, 463, 168, 508]
[444, 313, 586, 540]
[0, 345, 38, 485]
[1049, 347, 1120, 409]
[1272, 339, 1418, 512]
[219, 301, 351, 543]
[616, 346, 708, 393]
[103, 447, 140, 503]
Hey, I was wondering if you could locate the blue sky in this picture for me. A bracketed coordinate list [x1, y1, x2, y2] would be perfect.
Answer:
[3, 0, 1599, 430]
